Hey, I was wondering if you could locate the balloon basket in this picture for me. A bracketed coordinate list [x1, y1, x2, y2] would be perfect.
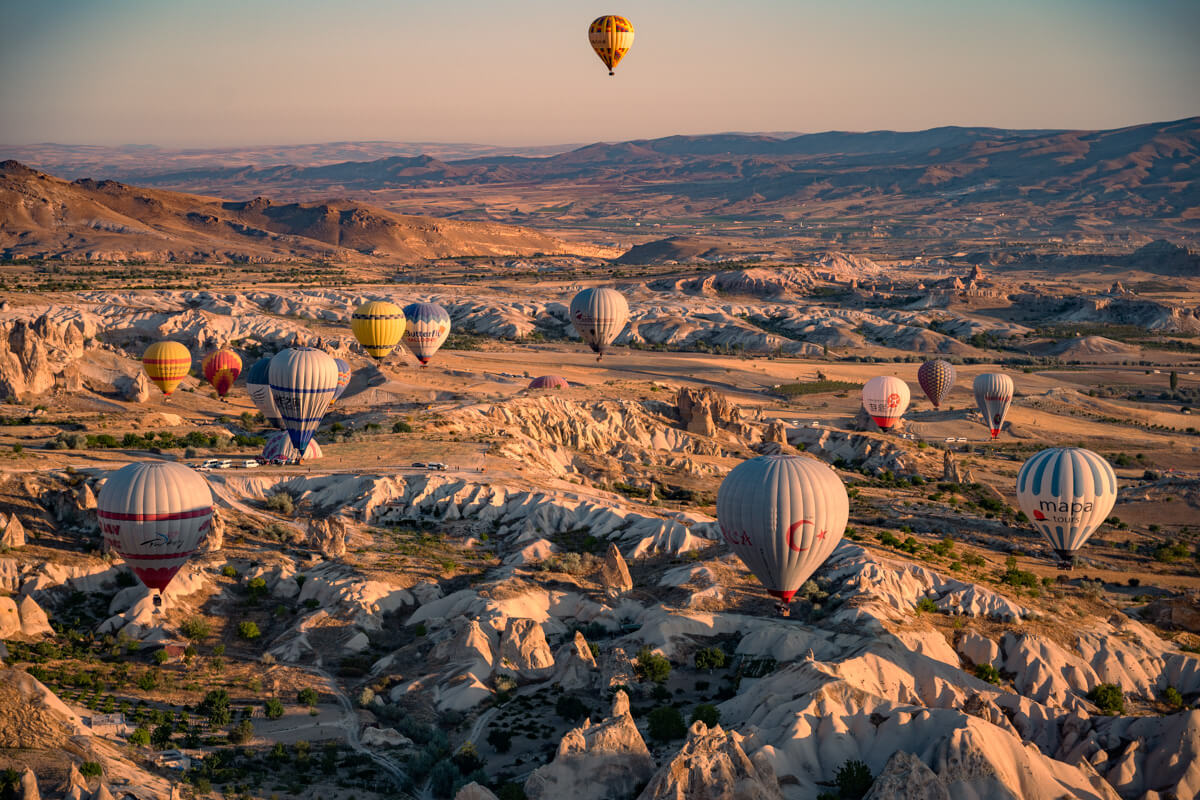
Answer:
[775, 603, 791, 618]
[152, 592, 163, 615]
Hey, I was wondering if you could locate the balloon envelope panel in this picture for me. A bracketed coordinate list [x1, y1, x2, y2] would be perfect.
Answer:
[917, 360, 956, 408]
[262, 430, 323, 462]
[246, 357, 282, 428]
[570, 288, 629, 356]
[717, 455, 848, 602]
[269, 348, 338, 454]
[351, 301, 405, 359]
[402, 302, 451, 364]
[528, 375, 569, 390]
[142, 341, 191, 397]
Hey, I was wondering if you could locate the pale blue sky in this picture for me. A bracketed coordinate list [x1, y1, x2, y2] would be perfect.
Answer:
[1, 0, 1197, 146]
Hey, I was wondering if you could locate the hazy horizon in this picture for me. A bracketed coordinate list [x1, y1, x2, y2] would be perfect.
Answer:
[1, 0, 1198, 148]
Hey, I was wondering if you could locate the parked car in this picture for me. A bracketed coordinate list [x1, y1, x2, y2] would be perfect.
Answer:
[199, 459, 220, 471]
[428, 462, 449, 471]
[215, 460, 233, 469]
[242, 459, 260, 469]
[411, 462, 427, 468]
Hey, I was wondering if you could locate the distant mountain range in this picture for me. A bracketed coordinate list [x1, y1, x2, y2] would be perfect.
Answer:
[0, 161, 581, 264]
[4, 119, 1197, 241]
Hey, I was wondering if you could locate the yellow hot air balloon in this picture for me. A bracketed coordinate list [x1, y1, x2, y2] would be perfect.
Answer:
[351, 301, 406, 359]
[142, 341, 191, 398]
[588, 15, 634, 75]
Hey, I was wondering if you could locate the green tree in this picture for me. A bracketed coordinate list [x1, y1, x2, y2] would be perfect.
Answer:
[636, 647, 671, 684]
[691, 703, 720, 727]
[298, 687, 319, 708]
[1170, 371, 1179, 391]
[151, 724, 174, 749]
[1089, 683, 1126, 716]
[694, 646, 727, 671]
[264, 698, 285, 719]
[128, 726, 151, 746]
[153, 649, 170, 665]
[486, 728, 513, 754]
[1164, 686, 1184, 710]
[974, 664, 1002, 685]
[229, 718, 255, 745]
[238, 621, 261, 640]
[647, 706, 687, 742]
[555, 695, 588, 722]
[79, 763, 103, 778]
[198, 689, 232, 725]
[834, 759, 874, 800]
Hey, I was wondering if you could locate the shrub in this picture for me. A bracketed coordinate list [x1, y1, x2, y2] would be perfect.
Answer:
[181, 616, 211, 640]
[266, 492, 295, 515]
[1089, 683, 1126, 715]
[128, 726, 151, 746]
[264, 698, 284, 719]
[694, 646, 727, 671]
[79, 762, 103, 778]
[238, 621, 261, 640]
[198, 689, 232, 725]
[999, 556, 1039, 590]
[636, 647, 672, 684]
[974, 664, 1002, 685]
[452, 741, 483, 774]
[298, 687, 319, 707]
[428, 759, 459, 798]
[1163, 686, 1184, 710]
[915, 597, 938, 614]
[246, 576, 268, 599]
[153, 649, 169, 665]
[393, 420, 414, 433]
[834, 759, 874, 800]
[1153, 540, 1190, 563]
[487, 728, 513, 753]
[555, 695, 589, 722]
[647, 706, 687, 742]
[229, 718, 254, 745]
[691, 703, 720, 727]
[151, 724, 174, 749]
[221, 565, 238, 578]
[137, 671, 159, 691]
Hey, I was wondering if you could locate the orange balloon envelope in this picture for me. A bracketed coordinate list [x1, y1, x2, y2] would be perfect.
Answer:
[203, 348, 242, 397]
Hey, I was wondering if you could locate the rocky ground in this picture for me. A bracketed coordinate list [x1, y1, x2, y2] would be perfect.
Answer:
[0, 261, 1198, 800]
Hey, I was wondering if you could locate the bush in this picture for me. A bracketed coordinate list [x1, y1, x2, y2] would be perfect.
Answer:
[1153, 540, 1190, 563]
[298, 687, 319, 707]
[691, 703, 720, 727]
[636, 647, 671, 684]
[229, 718, 255, 745]
[198, 689, 231, 726]
[137, 671, 159, 691]
[151, 723, 174, 749]
[1089, 683, 1126, 715]
[153, 649, 170, 665]
[428, 758, 459, 799]
[264, 698, 284, 719]
[555, 695, 589, 722]
[694, 646, 727, 671]
[487, 728, 513, 753]
[647, 706, 687, 742]
[1164, 686, 1184, 710]
[181, 617, 211, 640]
[79, 762, 103, 778]
[393, 420, 414, 433]
[221, 565, 238, 578]
[128, 726, 151, 746]
[974, 664, 1002, 685]
[452, 741, 483, 774]
[238, 621, 261, 640]
[915, 597, 938, 613]
[833, 759, 874, 800]
[1000, 555, 1039, 590]
[266, 492, 295, 515]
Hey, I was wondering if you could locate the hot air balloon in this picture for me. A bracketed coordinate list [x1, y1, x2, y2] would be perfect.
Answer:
[262, 430, 323, 463]
[917, 360, 956, 409]
[142, 341, 191, 398]
[97, 461, 214, 599]
[351, 300, 405, 359]
[402, 302, 451, 366]
[588, 15, 635, 75]
[245, 357, 282, 429]
[974, 373, 1014, 439]
[332, 358, 351, 403]
[570, 287, 629, 361]
[1017, 447, 1117, 569]
[861, 376, 911, 431]
[202, 348, 242, 399]
[528, 375, 569, 391]
[717, 455, 848, 616]
[269, 348, 338, 458]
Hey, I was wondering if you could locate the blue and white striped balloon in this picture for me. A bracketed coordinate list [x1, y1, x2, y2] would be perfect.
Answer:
[1016, 447, 1117, 563]
[402, 302, 451, 366]
[246, 357, 282, 429]
[269, 348, 338, 456]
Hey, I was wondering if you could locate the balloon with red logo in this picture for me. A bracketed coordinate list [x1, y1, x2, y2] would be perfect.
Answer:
[717, 455, 848, 613]
[1017, 447, 1117, 567]
[97, 461, 215, 592]
[974, 373, 1014, 438]
[861, 375, 910, 430]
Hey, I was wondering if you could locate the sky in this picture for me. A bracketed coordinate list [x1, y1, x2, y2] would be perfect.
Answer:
[1, 0, 1197, 147]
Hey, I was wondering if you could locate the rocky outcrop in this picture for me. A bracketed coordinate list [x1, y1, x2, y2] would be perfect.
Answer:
[498, 618, 554, 680]
[19, 768, 39, 800]
[0, 513, 25, 548]
[360, 726, 413, 748]
[306, 515, 348, 559]
[454, 783, 500, 800]
[676, 387, 755, 440]
[90, 783, 115, 800]
[600, 543, 633, 597]
[0, 313, 92, 400]
[943, 450, 963, 483]
[59, 764, 87, 800]
[637, 721, 783, 800]
[552, 631, 598, 690]
[763, 420, 786, 445]
[121, 369, 151, 403]
[199, 507, 224, 552]
[864, 751, 949, 800]
[1140, 594, 1200, 633]
[525, 693, 655, 800]
[17, 595, 52, 637]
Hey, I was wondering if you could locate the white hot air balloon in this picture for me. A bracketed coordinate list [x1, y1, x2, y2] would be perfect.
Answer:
[97, 461, 215, 601]
[717, 455, 848, 615]
[1017, 447, 1117, 568]
[269, 348, 338, 459]
[974, 373, 1014, 438]
[861, 375, 911, 431]
[570, 287, 629, 361]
